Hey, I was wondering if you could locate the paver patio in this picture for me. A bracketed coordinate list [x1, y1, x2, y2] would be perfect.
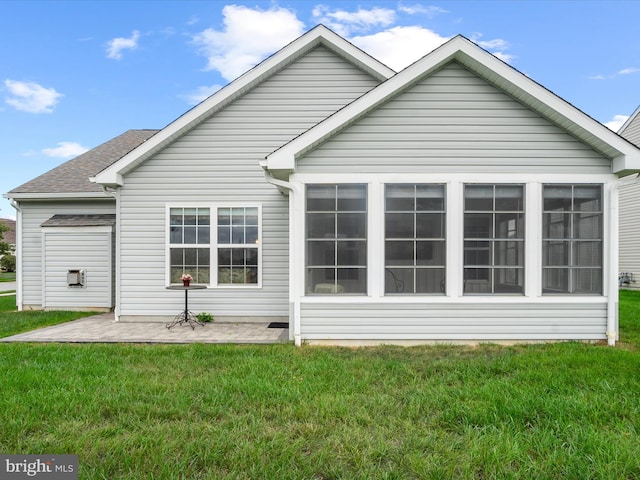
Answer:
[0, 313, 290, 344]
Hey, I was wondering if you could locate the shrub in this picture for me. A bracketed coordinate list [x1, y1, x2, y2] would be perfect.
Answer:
[196, 311, 214, 323]
[0, 254, 16, 273]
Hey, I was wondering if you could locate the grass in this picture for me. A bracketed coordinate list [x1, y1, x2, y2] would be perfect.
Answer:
[0, 294, 639, 478]
[0, 295, 95, 338]
[0, 271, 16, 282]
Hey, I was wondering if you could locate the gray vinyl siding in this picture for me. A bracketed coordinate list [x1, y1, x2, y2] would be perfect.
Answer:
[618, 116, 640, 288]
[621, 114, 640, 146]
[300, 303, 607, 341]
[117, 46, 381, 318]
[18, 200, 115, 308]
[619, 182, 640, 288]
[42, 230, 113, 309]
[299, 62, 611, 174]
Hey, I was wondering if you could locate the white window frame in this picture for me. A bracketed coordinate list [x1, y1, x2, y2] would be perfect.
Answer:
[165, 204, 262, 288]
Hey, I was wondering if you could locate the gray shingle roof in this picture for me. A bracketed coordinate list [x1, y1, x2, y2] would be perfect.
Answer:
[41, 214, 117, 227]
[8, 129, 158, 195]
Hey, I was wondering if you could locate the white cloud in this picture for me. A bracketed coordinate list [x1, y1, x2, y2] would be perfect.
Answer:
[604, 115, 629, 132]
[106, 30, 140, 60]
[351, 26, 450, 71]
[180, 84, 223, 105]
[192, 5, 304, 81]
[619, 67, 640, 75]
[4, 79, 63, 113]
[398, 4, 448, 17]
[42, 142, 90, 158]
[312, 5, 395, 35]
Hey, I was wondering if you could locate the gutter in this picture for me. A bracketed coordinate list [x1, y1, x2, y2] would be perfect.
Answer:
[8, 199, 22, 310]
[260, 162, 302, 347]
[608, 173, 640, 346]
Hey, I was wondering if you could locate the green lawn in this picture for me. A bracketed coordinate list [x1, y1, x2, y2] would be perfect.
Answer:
[0, 271, 16, 282]
[0, 294, 639, 479]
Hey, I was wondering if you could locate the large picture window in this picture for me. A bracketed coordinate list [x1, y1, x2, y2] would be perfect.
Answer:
[169, 207, 211, 284]
[306, 184, 367, 294]
[542, 185, 602, 294]
[385, 184, 445, 294]
[463, 184, 525, 294]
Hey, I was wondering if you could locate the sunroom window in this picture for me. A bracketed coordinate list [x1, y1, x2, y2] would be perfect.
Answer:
[463, 184, 525, 294]
[542, 185, 602, 294]
[169, 208, 210, 284]
[306, 184, 367, 294]
[385, 184, 446, 294]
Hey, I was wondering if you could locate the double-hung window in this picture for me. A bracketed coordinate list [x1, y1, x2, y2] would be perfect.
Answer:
[385, 184, 446, 294]
[169, 208, 211, 284]
[463, 184, 525, 294]
[542, 185, 602, 294]
[168, 206, 260, 286]
[306, 184, 367, 294]
[217, 207, 259, 285]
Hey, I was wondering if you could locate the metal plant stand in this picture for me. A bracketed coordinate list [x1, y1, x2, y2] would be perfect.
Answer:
[165, 284, 207, 329]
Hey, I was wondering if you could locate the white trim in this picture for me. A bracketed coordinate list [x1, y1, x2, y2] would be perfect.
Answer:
[40, 226, 113, 234]
[165, 203, 263, 289]
[4, 192, 110, 200]
[525, 181, 541, 299]
[93, 26, 394, 187]
[266, 35, 640, 174]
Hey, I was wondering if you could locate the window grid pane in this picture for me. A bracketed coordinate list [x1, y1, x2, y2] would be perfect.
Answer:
[542, 185, 602, 294]
[385, 184, 446, 295]
[168, 208, 211, 284]
[217, 207, 259, 285]
[463, 184, 524, 295]
[306, 184, 367, 294]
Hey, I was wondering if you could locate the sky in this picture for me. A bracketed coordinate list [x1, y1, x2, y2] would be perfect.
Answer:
[1, 0, 639, 219]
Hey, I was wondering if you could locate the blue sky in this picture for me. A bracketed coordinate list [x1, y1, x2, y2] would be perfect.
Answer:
[1, 0, 639, 219]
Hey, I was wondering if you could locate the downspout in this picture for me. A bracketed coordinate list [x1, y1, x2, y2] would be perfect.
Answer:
[101, 185, 121, 322]
[8, 199, 22, 311]
[260, 162, 302, 346]
[607, 173, 640, 346]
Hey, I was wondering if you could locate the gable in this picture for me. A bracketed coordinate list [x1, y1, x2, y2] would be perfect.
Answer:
[93, 25, 394, 187]
[297, 62, 611, 174]
[266, 35, 640, 175]
[124, 45, 384, 187]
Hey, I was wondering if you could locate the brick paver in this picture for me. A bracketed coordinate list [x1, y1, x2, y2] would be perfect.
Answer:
[0, 313, 290, 344]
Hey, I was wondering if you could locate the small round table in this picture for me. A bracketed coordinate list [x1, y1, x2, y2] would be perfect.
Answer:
[165, 284, 207, 329]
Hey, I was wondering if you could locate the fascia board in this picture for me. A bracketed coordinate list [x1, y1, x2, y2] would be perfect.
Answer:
[93, 25, 394, 187]
[4, 192, 111, 200]
[267, 35, 640, 174]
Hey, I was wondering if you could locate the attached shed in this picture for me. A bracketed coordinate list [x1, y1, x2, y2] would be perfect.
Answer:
[40, 214, 116, 311]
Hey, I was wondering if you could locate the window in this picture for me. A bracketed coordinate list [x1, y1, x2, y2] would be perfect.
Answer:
[542, 185, 602, 294]
[463, 184, 525, 294]
[385, 184, 445, 294]
[169, 208, 210, 284]
[306, 184, 367, 294]
[168, 206, 260, 286]
[217, 207, 259, 285]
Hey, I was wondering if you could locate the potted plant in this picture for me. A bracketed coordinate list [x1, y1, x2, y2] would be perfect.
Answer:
[181, 273, 193, 287]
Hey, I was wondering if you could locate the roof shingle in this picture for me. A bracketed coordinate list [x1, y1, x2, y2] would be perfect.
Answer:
[8, 129, 158, 195]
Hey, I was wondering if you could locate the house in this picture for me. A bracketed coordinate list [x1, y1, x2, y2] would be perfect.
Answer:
[618, 106, 640, 288]
[6, 26, 640, 345]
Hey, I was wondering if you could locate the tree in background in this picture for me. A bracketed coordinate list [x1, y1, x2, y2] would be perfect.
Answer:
[0, 222, 10, 256]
